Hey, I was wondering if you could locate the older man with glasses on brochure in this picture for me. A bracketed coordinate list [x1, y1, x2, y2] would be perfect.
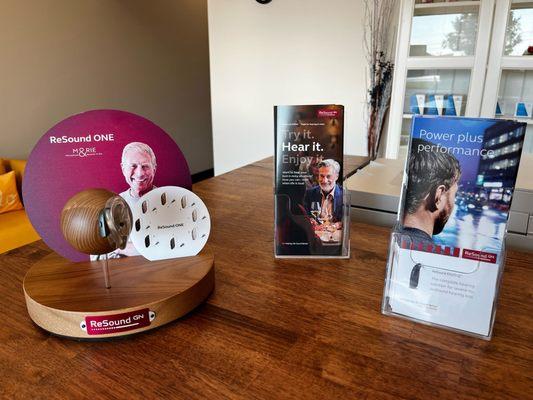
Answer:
[303, 159, 343, 229]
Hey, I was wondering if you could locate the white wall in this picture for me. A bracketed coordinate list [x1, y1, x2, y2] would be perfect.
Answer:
[208, 0, 368, 175]
[0, 0, 213, 175]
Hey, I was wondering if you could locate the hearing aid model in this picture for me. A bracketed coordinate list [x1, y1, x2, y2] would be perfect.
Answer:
[61, 189, 132, 254]
[130, 186, 211, 261]
[61, 189, 132, 288]
[98, 195, 132, 251]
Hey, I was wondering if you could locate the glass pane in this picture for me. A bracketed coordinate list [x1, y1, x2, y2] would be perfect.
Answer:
[524, 126, 533, 154]
[504, 1, 533, 56]
[516, 126, 533, 190]
[496, 69, 533, 190]
[414, 0, 479, 3]
[400, 118, 412, 148]
[403, 69, 471, 116]
[497, 70, 533, 117]
[410, 6, 479, 56]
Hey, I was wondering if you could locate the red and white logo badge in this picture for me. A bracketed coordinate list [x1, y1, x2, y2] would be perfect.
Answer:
[80, 309, 155, 335]
[462, 249, 497, 264]
[317, 109, 339, 118]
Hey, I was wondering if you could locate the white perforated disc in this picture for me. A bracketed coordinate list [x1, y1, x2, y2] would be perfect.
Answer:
[130, 186, 211, 261]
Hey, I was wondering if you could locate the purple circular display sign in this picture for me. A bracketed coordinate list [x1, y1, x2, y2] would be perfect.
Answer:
[23, 110, 191, 262]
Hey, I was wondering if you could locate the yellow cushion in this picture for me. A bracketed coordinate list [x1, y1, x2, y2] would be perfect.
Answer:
[0, 159, 5, 175]
[0, 171, 24, 214]
[8, 159, 26, 179]
[7, 159, 26, 197]
[0, 210, 40, 254]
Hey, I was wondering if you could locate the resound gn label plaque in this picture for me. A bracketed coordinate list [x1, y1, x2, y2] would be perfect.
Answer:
[130, 186, 211, 260]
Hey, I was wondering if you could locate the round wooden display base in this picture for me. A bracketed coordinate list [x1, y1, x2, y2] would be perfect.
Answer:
[23, 250, 215, 339]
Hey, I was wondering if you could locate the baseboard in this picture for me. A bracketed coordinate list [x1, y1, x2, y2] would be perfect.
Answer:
[192, 168, 214, 183]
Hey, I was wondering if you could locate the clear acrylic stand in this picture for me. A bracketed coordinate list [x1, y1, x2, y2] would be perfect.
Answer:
[274, 189, 350, 259]
[382, 227, 507, 339]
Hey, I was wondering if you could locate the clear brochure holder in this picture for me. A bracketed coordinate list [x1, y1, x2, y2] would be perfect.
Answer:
[274, 189, 350, 259]
[382, 226, 507, 339]
[380, 115, 525, 340]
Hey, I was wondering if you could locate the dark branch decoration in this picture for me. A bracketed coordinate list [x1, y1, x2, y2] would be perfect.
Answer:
[363, 0, 396, 160]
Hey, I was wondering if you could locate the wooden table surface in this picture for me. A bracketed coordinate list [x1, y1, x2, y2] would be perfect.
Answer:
[1, 158, 532, 399]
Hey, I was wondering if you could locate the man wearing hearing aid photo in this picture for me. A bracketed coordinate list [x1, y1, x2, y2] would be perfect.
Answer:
[400, 138, 461, 245]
